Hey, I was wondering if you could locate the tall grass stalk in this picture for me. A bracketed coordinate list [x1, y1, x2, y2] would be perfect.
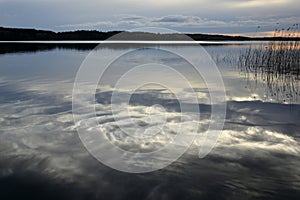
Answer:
[238, 25, 300, 103]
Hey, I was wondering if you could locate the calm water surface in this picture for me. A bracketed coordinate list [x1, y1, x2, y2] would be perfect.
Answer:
[0, 43, 299, 199]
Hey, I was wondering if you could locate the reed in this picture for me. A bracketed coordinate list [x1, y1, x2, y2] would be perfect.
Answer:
[238, 25, 300, 103]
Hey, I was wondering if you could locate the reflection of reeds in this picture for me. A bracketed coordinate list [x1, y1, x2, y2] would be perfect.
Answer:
[238, 26, 300, 103]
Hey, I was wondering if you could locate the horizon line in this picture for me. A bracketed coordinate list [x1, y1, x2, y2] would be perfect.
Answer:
[0, 40, 272, 44]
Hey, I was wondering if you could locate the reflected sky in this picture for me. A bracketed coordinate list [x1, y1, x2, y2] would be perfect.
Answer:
[0, 44, 299, 199]
[2, 43, 297, 103]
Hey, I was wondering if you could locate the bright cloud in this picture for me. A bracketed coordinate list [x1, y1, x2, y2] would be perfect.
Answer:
[234, 0, 290, 7]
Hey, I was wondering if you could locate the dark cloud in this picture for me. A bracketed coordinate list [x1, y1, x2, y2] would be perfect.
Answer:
[154, 16, 188, 23]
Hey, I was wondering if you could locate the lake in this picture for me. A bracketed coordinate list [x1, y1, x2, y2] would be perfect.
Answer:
[0, 42, 299, 199]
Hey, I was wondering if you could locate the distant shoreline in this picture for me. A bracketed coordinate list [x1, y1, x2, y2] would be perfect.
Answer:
[1, 27, 300, 41]
[0, 40, 273, 44]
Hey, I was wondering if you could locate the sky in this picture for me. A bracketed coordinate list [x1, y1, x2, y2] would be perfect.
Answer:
[0, 0, 299, 35]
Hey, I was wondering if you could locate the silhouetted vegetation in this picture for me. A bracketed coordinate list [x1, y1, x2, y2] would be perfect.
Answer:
[0, 27, 121, 41]
[238, 25, 300, 103]
[1, 27, 300, 41]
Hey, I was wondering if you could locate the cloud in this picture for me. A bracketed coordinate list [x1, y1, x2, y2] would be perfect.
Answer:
[118, 0, 293, 8]
[154, 16, 189, 23]
[118, 0, 200, 7]
[58, 14, 300, 34]
[0, 0, 299, 33]
[233, 0, 290, 7]
[57, 15, 229, 29]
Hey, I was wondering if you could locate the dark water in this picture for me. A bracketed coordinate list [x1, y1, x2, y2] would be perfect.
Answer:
[0, 43, 299, 199]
